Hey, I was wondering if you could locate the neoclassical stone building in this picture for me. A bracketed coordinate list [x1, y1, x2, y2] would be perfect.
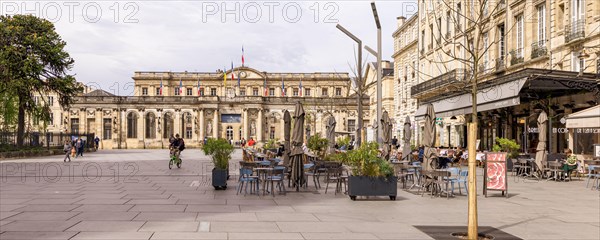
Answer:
[63, 67, 368, 149]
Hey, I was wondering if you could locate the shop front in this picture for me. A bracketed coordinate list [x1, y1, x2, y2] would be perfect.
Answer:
[414, 68, 600, 153]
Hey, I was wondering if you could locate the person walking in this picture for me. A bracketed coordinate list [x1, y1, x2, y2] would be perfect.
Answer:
[75, 138, 83, 158]
[94, 136, 100, 150]
[63, 140, 72, 162]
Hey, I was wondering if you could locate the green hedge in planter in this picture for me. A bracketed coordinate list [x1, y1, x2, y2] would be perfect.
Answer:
[202, 138, 234, 170]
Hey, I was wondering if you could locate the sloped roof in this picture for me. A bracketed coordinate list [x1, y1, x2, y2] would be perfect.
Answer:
[84, 89, 116, 97]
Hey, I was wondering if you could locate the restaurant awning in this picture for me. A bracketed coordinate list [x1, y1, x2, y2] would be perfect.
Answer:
[415, 78, 527, 120]
[566, 105, 600, 128]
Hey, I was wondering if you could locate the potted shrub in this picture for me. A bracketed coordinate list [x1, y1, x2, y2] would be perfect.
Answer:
[202, 138, 234, 190]
[344, 142, 398, 201]
[493, 137, 521, 170]
[307, 134, 329, 159]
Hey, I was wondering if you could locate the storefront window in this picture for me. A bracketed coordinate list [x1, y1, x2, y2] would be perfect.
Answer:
[573, 128, 600, 155]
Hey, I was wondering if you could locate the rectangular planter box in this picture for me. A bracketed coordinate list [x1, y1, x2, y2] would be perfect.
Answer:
[212, 168, 228, 190]
[348, 176, 398, 200]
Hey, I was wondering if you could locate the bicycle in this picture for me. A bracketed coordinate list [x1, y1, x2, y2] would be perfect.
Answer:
[169, 148, 182, 169]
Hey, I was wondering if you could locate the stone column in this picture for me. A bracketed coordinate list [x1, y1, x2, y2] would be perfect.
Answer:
[199, 109, 204, 142]
[95, 108, 102, 149]
[79, 108, 86, 134]
[257, 109, 263, 141]
[157, 110, 163, 141]
[243, 108, 248, 140]
[174, 110, 181, 137]
[213, 109, 218, 138]
[280, 111, 285, 140]
[138, 109, 145, 147]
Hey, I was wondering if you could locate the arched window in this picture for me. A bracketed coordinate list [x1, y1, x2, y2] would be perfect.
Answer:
[127, 112, 138, 138]
[163, 112, 174, 139]
[145, 112, 156, 139]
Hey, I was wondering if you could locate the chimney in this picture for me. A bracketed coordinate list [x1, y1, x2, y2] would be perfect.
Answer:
[397, 16, 406, 28]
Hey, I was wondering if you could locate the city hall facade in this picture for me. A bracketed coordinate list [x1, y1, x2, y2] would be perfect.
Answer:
[62, 67, 368, 149]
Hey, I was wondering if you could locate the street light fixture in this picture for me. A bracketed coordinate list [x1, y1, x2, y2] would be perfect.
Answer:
[336, 24, 364, 147]
[371, 1, 383, 145]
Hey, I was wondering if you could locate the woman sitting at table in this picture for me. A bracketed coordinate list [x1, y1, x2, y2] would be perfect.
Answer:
[562, 149, 578, 178]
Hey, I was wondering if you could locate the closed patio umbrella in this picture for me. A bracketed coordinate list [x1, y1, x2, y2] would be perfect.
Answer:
[290, 102, 306, 191]
[402, 116, 412, 161]
[326, 115, 336, 154]
[381, 111, 392, 160]
[423, 104, 437, 170]
[535, 110, 548, 172]
[283, 110, 291, 166]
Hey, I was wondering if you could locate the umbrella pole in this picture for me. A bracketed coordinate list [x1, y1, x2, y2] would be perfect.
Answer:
[467, 122, 478, 238]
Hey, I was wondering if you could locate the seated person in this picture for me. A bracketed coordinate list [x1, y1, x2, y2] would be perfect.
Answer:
[562, 149, 578, 178]
[453, 147, 464, 164]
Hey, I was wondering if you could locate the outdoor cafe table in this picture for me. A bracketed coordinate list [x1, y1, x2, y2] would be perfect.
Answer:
[253, 167, 274, 195]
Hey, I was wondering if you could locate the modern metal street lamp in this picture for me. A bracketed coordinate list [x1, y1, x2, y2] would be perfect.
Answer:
[369, 2, 383, 144]
[336, 24, 364, 147]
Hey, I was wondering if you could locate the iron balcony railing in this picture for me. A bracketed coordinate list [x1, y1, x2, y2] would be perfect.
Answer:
[531, 40, 548, 59]
[410, 68, 467, 96]
[565, 19, 585, 43]
[510, 48, 524, 66]
[495, 57, 505, 72]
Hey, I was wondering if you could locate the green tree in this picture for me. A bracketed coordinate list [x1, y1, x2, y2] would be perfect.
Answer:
[0, 15, 82, 146]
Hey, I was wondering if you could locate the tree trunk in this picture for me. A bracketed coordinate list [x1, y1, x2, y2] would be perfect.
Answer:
[16, 95, 25, 147]
[468, 81, 479, 239]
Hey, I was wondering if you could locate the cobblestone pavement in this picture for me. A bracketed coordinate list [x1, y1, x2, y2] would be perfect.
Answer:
[1, 149, 599, 239]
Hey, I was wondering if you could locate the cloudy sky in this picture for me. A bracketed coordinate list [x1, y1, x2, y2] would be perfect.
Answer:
[3, 1, 418, 95]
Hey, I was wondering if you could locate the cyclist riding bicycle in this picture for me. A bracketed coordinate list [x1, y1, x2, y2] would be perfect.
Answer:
[169, 134, 185, 160]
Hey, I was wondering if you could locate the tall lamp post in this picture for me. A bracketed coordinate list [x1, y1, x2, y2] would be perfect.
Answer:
[336, 24, 364, 148]
[370, 1, 383, 145]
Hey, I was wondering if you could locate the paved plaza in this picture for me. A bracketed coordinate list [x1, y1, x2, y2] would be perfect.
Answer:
[0, 149, 599, 240]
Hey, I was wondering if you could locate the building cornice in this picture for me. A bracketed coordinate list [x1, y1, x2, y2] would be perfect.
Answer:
[392, 14, 418, 37]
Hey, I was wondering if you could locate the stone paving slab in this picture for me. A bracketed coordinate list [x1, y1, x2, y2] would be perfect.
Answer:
[69, 212, 140, 221]
[2, 211, 80, 221]
[149, 232, 227, 240]
[1, 220, 79, 232]
[70, 231, 153, 240]
[0, 231, 78, 240]
[228, 232, 305, 239]
[138, 221, 200, 232]
[67, 220, 146, 232]
[133, 212, 198, 221]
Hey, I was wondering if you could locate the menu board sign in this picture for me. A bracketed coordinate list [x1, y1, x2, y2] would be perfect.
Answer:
[483, 152, 508, 198]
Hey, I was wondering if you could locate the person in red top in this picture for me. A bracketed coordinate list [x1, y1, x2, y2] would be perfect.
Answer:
[247, 138, 255, 147]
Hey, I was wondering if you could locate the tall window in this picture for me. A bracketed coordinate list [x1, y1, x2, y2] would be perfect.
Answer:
[269, 88, 275, 96]
[321, 88, 328, 96]
[446, 11, 451, 36]
[182, 112, 192, 139]
[186, 88, 192, 96]
[483, 32, 489, 70]
[142, 88, 148, 96]
[335, 88, 342, 96]
[163, 112, 174, 139]
[156, 87, 161, 96]
[71, 118, 79, 134]
[174, 87, 180, 96]
[305, 88, 311, 96]
[572, 51, 585, 72]
[48, 112, 53, 125]
[293, 88, 299, 96]
[102, 118, 111, 139]
[571, 0, 584, 23]
[537, 4, 546, 45]
[210, 88, 217, 96]
[421, 30, 426, 51]
[516, 15, 524, 58]
[437, 17, 442, 44]
[348, 119, 356, 132]
[48, 96, 54, 106]
[456, 2, 462, 30]
[145, 112, 156, 139]
[239, 89, 246, 96]
[127, 112, 138, 138]
[252, 88, 259, 96]
[429, 24, 433, 49]
[269, 126, 276, 139]
[199, 89, 205, 96]
[498, 24, 505, 60]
